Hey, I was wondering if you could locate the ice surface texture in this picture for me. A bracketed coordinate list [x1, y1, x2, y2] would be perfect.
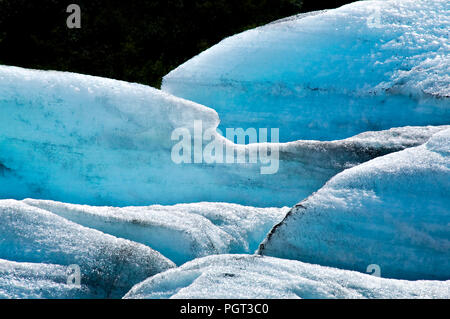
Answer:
[162, 0, 450, 142]
[0, 200, 174, 298]
[1, 0, 449, 299]
[0, 65, 215, 206]
[0, 198, 290, 298]
[259, 129, 450, 280]
[22, 199, 288, 265]
[0, 259, 93, 299]
[124, 254, 450, 299]
[0, 65, 445, 206]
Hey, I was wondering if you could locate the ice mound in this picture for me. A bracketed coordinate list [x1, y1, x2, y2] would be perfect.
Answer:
[0, 65, 218, 206]
[259, 128, 450, 280]
[0, 65, 445, 207]
[22, 199, 288, 265]
[124, 254, 450, 299]
[0, 200, 175, 298]
[162, 0, 450, 142]
[0, 259, 92, 299]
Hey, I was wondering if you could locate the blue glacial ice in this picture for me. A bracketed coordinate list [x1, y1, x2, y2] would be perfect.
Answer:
[0, 0, 449, 299]
[162, 0, 450, 142]
[0, 199, 174, 298]
[259, 128, 450, 280]
[124, 254, 450, 299]
[0, 65, 445, 207]
[22, 199, 288, 265]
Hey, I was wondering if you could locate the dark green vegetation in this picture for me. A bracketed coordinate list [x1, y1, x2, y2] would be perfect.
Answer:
[0, 0, 355, 88]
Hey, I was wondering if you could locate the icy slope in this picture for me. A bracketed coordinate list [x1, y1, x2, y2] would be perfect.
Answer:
[124, 254, 450, 299]
[23, 199, 288, 265]
[162, 0, 450, 142]
[0, 200, 174, 298]
[259, 128, 450, 280]
[0, 65, 216, 206]
[0, 259, 92, 299]
[0, 66, 445, 207]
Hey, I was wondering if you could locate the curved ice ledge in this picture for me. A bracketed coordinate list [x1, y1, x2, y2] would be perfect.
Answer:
[0, 66, 446, 207]
[162, 0, 450, 142]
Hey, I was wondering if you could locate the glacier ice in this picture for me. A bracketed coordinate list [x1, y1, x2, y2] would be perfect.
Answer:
[0, 199, 175, 298]
[22, 199, 288, 265]
[259, 128, 450, 280]
[162, 0, 450, 142]
[0, 66, 445, 207]
[0, 0, 449, 299]
[0, 259, 92, 299]
[124, 254, 450, 299]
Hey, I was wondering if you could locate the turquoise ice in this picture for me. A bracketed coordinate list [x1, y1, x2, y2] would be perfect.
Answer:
[162, 0, 449, 142]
